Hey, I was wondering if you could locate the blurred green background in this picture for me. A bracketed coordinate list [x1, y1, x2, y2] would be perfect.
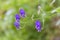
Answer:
[0, 0, 60, 40]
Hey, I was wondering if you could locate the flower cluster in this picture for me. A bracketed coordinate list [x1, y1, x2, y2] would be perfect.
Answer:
[14, 14, 20, 30]
[15, 14, 20, 22]
[14, 8, 25, 30]
[20, 8, 25, 18]
[14, 8, 41, 32]
[35, 20, 41, 32]
[14, 22, 20, 29]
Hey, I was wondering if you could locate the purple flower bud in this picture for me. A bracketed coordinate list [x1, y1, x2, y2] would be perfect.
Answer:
[15, 14, 20, 22]
[35, 20, 41, 32]
[19, 9, 25, 18]
[14, 22, 20, 29]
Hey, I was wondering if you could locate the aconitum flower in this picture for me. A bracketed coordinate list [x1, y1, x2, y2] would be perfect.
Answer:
[15, 14, 20, 22]
[14, 22, 20, 29]
[19, 8, 25, 17]
[35, 20, 41, 32]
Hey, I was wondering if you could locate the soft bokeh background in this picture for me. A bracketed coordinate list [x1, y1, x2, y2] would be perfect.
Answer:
[0, 0, 60, 40]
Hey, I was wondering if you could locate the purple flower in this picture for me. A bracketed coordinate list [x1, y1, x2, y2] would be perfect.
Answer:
[35, 20, 41, 32]
[19, 9, 25, 17]
[15, 14, 20, 22]
[14, 22, 20, 29]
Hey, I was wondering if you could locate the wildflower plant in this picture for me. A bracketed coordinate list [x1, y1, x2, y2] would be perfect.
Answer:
[1, 0, 60, 40]
[14, 8, 26, 30]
